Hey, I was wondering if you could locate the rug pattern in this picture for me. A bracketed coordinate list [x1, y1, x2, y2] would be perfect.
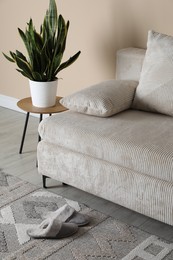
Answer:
[0, 168, 173, 260]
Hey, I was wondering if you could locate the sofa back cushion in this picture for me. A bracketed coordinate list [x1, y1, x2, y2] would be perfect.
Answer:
[132, 30, 173, 116]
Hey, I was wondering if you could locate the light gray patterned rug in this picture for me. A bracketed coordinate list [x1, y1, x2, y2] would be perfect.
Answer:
[1, 168, 173, 260]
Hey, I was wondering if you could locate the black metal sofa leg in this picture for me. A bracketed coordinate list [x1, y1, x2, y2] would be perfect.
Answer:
[42, 175, 68, 188]
[42, 175, 48, 188]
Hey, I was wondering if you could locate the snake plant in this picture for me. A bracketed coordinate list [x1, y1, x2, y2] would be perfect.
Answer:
[3, 0, 81, 82]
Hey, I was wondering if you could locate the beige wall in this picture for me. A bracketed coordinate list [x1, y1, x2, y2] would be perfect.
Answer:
[1, 0, 173, 99]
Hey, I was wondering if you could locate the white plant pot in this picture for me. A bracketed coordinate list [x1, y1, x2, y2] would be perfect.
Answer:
[29, 80, 58, 108]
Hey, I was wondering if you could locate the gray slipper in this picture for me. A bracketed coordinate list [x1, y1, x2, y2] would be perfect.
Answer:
[43, 204, 90, 227]
[66, 210, 90, 227]
[27, 217, 78, 239]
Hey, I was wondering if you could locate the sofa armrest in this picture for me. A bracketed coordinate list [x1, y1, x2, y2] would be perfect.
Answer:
[116, 48, 146, 81]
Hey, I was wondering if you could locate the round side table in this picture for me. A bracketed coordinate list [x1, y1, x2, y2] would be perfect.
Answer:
[17, 96, 67, 154]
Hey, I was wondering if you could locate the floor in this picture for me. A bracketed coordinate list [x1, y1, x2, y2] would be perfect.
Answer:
[1, 106, 173, 242]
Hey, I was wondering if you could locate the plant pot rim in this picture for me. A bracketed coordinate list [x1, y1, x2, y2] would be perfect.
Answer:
[29, 78, 58, 83]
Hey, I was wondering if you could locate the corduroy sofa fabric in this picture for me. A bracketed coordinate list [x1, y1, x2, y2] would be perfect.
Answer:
[60, 80, 138, 117]
[133, 30, 173, 116]
[38, 110, 173, 182]
[37, 141, 173, 226]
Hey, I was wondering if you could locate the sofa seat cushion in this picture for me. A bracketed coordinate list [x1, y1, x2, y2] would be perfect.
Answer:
[38, 110, 173, 182]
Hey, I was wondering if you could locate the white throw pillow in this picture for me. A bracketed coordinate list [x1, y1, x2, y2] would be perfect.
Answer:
[133, 30, 173, 116]
[60, 80, 138, 117]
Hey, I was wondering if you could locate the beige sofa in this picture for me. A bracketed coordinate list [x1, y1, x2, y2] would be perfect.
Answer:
[37, 30, 173, 226]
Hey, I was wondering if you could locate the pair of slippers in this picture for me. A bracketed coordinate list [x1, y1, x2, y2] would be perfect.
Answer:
[27, 204, 89, 239]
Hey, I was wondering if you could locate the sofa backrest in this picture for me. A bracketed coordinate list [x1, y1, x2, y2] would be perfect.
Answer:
[116, 48, 146, 82]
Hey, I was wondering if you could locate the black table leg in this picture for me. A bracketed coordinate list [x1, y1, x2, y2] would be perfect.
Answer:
[19, 112, 30, 154]
[36, 114, 43, 167]
[38, 114, 43, 142]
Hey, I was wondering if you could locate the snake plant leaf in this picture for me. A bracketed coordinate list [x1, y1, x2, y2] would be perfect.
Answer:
[57, 15, 66, 46]
[56, 51, 81, 74]
[15, 56, 32, 76]
[18, 28, 26, 42]
[46, 15, 67, 79]
[48, 0, 58, 34]
[47, 16, 67, 79]
[16, 69, 33, 80]
[18, 28, 33, 64]
[40, 47, 49, 75]
[42, 14, 48, 43]
[48, 51, 63, 80]
[60, 21, 69, 54]
[33, 31, 43, 50]
[2, 53, 15, 63]
[32, 71, 44, 81]
[10, 51, 18, 62]
[16, 50, 27, 62]
[28, 19, 35, 41]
